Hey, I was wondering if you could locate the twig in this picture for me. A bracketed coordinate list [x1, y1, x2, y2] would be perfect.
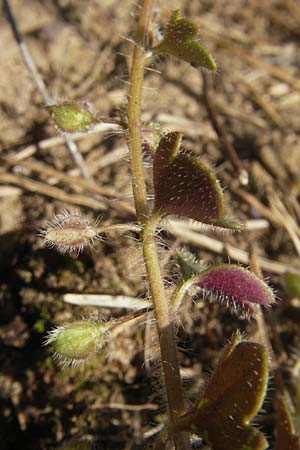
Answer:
[3, 0, 93, 182]
[63, 293, 150, 309]
[90, 402, 158, 411]
[198, 22, 300, 90]
[2, 156, 135, 214]
[0, 172, 106, 210]
[165, 221, 299, 275]
[169, 217, 270, 232]
[232, 187, 281, 225]
[202, 71, 249, 186]
[268, 192, 300, 256]
[240, 78, 286, 129]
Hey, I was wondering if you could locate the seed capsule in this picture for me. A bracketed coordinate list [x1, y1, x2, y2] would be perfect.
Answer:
[45, 319, 110, 367]
[40, 209, 99, 254]
[46, 101, 99, 133]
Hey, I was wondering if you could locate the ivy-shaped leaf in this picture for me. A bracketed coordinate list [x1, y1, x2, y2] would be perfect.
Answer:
[152, 10, 217, 71]
[168, 332, 269, 450]
[153, 132, 241, 230]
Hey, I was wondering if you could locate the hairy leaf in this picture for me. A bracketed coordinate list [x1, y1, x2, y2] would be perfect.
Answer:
[171, 333, 269, 450]
[192, 264, 275, 318]
[152, 10, 217, 71]
[153, 132, 240, 230]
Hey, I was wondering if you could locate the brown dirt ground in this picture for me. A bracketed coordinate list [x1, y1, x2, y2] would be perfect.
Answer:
[1, 0, 300, 449]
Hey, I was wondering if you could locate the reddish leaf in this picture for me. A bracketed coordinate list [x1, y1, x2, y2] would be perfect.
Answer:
[193, 264, 275, 318]
[171, 333, 269, 450]
[153, 132, 240, 230]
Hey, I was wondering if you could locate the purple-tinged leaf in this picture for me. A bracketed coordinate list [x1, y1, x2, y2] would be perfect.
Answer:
[152, 10, 217, 71]
[169, 332, 269, 450]
[193, 264, 275, 318]
[153, 132, 241, 230]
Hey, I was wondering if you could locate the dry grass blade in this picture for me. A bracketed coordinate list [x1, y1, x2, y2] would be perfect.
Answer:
[268, 193, 300, 257]
[0, 172, 106, 210]
[3, 0, 93, 182]
[202, 71, 248, 185]
[63, 294, 150, 309]
[2, 156, 135, 214]
[166, 221, 298, 275]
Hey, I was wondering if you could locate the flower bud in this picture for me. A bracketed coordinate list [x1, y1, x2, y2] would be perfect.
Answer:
[45, 320, 110, 367]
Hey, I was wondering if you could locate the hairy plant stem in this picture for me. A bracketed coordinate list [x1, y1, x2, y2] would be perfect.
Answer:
[127, 1, 190, 449]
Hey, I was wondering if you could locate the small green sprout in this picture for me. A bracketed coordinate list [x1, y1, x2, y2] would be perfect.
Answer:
[152, 10, 217, 71]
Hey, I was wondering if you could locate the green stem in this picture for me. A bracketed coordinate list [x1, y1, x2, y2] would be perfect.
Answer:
[171, 279, 194, 311]
[96, 223, 141, 234]
[127, 2, 190, 449]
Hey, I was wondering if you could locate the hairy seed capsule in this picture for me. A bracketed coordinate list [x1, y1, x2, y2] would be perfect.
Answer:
[46, 101, 99, 133]
[40, 209, 99, 254]
[45, 320, 110, 367]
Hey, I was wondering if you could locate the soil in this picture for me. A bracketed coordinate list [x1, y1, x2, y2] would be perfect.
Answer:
[1, 1, 300, 449]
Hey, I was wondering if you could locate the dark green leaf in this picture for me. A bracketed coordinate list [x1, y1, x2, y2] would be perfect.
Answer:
[152, 10, 217, 70]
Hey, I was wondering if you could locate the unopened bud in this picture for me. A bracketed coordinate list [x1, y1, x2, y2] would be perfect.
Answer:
[45, 319, 110, 367]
